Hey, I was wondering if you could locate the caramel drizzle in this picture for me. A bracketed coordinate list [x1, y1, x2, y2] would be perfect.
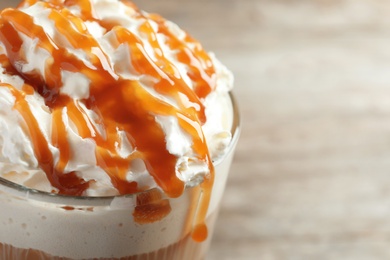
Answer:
[0, 0, 217, 241]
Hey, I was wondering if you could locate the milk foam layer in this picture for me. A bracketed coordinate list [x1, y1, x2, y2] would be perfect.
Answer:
[0, 146, 237, 259]
[0, 0, 234, 197]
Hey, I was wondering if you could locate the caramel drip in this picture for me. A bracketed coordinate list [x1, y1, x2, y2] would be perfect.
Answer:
[147, 13, 217, 103]
[1, 84, 89, 195]
[133, 189, 172, 224]
[0, 0, 218, 241]
[51, 106, 70, 173]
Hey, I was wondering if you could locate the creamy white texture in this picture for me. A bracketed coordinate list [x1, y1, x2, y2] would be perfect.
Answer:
[0, 1, 239, 258]
[0, 0, 234, 196]
[0, 148, 237, 258]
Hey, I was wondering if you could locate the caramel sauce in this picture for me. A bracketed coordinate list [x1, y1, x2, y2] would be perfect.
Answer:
[0, 0, 217, 241]
[133, 189, 172, 224]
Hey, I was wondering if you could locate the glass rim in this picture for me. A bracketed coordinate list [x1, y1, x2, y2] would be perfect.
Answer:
[0, 91, 240, 206]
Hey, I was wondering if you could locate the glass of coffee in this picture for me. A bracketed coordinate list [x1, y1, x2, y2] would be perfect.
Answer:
[0, 0, 240, 259]
[0, 93, 239, 260]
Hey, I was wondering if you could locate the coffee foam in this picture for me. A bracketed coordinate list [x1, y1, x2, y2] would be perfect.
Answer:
[0, 0, 234, 196]
[0, 146, 236, 259]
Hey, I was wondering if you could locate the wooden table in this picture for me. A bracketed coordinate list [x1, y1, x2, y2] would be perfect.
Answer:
[133, 1, 390, 259]
[3, 0, 390, 259]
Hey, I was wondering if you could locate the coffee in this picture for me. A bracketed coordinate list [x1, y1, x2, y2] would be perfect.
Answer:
[0, 143, 237, 259]
[0, 0, 240, 259]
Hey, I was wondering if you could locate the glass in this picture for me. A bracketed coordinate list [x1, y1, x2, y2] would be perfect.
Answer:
[0, 92, 240, 260]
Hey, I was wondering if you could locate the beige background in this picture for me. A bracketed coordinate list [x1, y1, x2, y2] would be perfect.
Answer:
[135, 1, 390, 260]
[3, 0, 390, 259]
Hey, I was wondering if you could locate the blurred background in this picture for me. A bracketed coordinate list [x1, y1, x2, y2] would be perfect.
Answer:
[3, 0, 390, 259]
[134, 1, 390, 259]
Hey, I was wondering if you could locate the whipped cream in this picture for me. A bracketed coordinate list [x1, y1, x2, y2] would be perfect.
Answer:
[0, 0, 234, 197]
